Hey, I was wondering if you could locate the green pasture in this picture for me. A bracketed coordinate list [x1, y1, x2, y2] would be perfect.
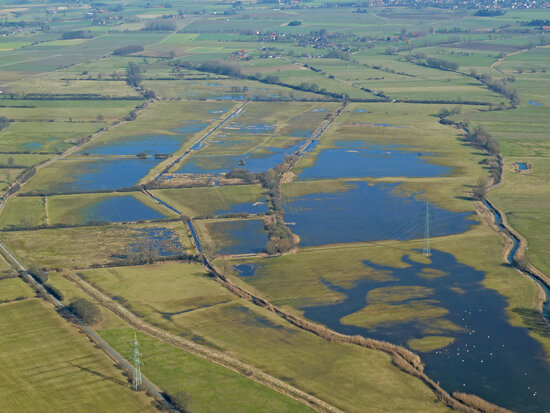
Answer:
[489, 157, 550, 278]
[0, 299, 156, 412]
[0, 196, 46, 228]
[452, 102, 550, 157]
[0, 254, 13, 275]
[0, 100, 140, 122]
[0, 121, 108, 153]
[495, 47, 550, 74]
[3, 75, 141, 98]
[101, 329, 314, 413]
[142, 77, 321, 100]
[0, 277, 33, 301]
[0, 153, 50, 168]
[0, 168, 24, 191]
[152, 184, 265, 217]
[45, 272, 129, 331]
[77, 262, 450, 413]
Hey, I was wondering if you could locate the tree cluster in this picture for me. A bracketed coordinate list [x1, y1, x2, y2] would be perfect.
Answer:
[113, 45, 144, 56]
[61, 30, 91, 40]
[126, 62, 142, 87]
[465, 125, 499, 155]
[143, 20, 176, 32]
[0, 116, 9, 132]
[68, 298, 101, 325]
[407, 54, 460, 71]
[471, 71, 520, 106]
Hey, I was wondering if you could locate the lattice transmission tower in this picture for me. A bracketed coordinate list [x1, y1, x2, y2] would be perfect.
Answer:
[132, 332, 142, 391]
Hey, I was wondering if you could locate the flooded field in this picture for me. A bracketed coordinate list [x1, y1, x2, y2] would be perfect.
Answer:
[54, 157, 161, 193]
[177, 142, 302, 174]
[298, 141, 450, 180]
[203, 219, 267, 255]
[283, 181, 476, 247]
[300, 249, 550, 412]
[81, 195, 167, 223]
[84, 123, 208, 156]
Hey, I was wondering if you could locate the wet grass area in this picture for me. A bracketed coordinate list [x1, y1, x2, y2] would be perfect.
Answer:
[289, 129, 313, 138]
[81, 195, 167, 224]
[49, 157, 162, 193]
[203, 219, 267, 255]
[223, 122, 275, 134]
[300, 249, 550, 413]
[129, 227, 183, 257]
[297, 141, 451, 180]
[233, 263, 263, 277]
[83, 123, 208, 156]
[177, 142, 303, 174]
[215, 199, 268, 216]
[283, 181, 476, 247]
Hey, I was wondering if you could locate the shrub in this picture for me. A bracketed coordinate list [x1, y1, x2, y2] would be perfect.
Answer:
[28, 266, 48, 283]
[68, 298, 101, 325]
[44, 284, 64, 301]
[167, 390, 192, 412]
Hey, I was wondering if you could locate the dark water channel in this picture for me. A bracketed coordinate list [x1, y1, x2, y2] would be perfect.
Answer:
[299, 250, 550, 412]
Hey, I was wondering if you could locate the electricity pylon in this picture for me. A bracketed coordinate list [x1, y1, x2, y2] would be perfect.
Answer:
[132, 332, 142, 391]
[423, 201, 431, 256]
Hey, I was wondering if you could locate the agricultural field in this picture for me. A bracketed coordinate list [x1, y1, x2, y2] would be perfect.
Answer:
[0, 299, 156, 412]
[1, 1, 550, 412]
[0, 277, 34, 302]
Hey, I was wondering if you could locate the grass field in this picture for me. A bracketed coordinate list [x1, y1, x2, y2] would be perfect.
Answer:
[77, 262, 450, 413]
[0, 121, 109, 153]
[0, 100, 140, 123]
[151, 185, 265, 217]
[0, 196, 47, 228]
[100, 329, 315, 413]
[0, 254, 14, 275]
[0, 277, 33, 302]
[0, 221, 193, 269]
[0, 299, 156, 412]
[3, 75, 142, 98]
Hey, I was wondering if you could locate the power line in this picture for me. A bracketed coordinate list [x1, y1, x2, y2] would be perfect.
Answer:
[423, 201, 431, 257]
